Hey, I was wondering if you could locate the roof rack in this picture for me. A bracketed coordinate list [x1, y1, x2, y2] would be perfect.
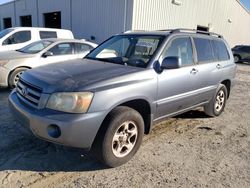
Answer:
[161, 28, 223, 38]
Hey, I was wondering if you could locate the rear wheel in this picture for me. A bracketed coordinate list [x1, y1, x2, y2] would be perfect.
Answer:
[233, 55, 240, 63]
[204, 84, 228, 117]
[93, 106, 144, 167]
[8, 68, 28, 88]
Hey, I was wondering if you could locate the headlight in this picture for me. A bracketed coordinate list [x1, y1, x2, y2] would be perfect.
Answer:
[0, 60, 9, 67]
[46, 92, 94, 113]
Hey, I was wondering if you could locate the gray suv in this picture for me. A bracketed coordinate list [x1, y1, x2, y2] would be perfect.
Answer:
[9, 29, 236, 167]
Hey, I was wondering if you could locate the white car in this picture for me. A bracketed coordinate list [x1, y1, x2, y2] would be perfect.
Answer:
[0, 27, 74, 52]
[0, 38, 97, 88]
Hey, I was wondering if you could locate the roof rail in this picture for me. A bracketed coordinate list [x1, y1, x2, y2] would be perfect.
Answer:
[123, 30, 146, 33]
[161, 28, 223, 38]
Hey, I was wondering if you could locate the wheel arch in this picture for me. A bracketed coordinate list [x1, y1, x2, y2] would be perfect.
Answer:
[8, 66, 31, 87]
[221, 79, 231, 98]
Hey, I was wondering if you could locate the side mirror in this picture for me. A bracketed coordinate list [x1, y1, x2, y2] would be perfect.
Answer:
[42, 51, 53, 58]
[161, 56, 182, 69]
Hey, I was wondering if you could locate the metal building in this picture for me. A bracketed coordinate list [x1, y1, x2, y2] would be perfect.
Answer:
[0, 0, 249, 46]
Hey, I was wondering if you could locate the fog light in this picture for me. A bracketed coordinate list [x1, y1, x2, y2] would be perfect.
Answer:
[47, 124, 61, 138]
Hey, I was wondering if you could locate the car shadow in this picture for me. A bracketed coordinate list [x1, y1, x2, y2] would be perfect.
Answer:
[0, 134, 108, 172]
[175, 109, 210, 119]
[0, 88, 108, 172]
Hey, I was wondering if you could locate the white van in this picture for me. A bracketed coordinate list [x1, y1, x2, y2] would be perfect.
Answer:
[0, 27, 74, 52]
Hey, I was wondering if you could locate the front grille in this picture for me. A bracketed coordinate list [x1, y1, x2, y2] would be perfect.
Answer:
[16, 79, 43, 108]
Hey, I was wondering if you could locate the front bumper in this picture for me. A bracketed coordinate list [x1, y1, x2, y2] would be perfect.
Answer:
[0, 66, 10, 87]
[9, 90, 107, 149]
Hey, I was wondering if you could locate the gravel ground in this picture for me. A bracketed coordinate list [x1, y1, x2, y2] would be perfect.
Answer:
[0, 63, 249, 188]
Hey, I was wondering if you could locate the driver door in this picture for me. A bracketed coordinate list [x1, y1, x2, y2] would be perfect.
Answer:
[40, 43, 78, 65]
[156, 36, 198, 119]
[1, 30, 32, 51]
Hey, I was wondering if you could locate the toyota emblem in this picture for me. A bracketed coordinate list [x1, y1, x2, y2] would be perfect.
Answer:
[21, 87, 28, 97]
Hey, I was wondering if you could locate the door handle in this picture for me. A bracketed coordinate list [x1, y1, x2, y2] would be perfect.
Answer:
[190, 68, 198, 75]
[216, 64, 221, 69]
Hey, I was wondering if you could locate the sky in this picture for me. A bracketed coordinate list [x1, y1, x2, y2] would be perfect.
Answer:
[0, 0, 12, 5]
[0, 0, 249, 12]
[240, 0, 250, 12]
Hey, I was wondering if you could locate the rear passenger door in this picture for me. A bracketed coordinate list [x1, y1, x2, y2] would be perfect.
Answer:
[241, 46, 250, 60]
[156, 36, 199, 118]
[191, 37, 226, 103]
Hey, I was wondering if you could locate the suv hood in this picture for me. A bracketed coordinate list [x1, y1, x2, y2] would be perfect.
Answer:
[22, 59, 145, 93]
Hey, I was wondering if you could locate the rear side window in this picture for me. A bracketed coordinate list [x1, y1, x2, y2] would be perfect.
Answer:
[2, 31, 31, 45]
[212, 40, 230, 61]
[39, 31, 57, 39]
[241, 46, 250, 53]
[193, 38, 214, 62]
[49, 43, 73, 55]
[76, 43, 93, 53]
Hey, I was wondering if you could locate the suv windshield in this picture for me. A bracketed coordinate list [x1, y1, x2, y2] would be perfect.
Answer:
[0, 28, 14, 39]
[86, 35, 165, 68]
[17, 40, 53, 54]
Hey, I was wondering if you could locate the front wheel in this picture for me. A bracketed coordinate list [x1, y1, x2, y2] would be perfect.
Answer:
[204, 84, 228, 117]
[92, 106, 144, 167]
[8, 68, 28, 88]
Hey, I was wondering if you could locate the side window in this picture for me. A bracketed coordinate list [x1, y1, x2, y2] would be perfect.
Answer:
[193, 38, 214, 62]
[39, 31, 57, 39]
[49, 43, 73, 56]
[162, 37, 193, 66]
[212, 40, 230, 61]
[76, 43, 93, 53]
[242, 46, 250, 53]
[2, 31, 31, 45]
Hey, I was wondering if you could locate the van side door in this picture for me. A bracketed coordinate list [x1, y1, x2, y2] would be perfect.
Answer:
[156, 36, 199, 119]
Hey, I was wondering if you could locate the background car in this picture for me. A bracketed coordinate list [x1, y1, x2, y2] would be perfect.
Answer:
[232, 45, 250, 63]
[0, 27, 74, 52]
[0, 38, 97, 88]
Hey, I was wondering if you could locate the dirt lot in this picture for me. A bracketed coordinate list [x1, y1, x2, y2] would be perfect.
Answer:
[0, 63, 249, 188]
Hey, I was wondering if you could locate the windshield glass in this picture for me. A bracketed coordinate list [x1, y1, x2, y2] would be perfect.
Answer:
[0, 28, 14, 39]
[17, 40, 53, 54]
[86, 35, 165, 68]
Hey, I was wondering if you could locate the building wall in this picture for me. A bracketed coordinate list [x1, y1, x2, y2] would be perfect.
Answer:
[71, 0, 133, 43]
[0, 2, 16, 28]
[15, 0, 38, 26]
[37, 0, 71, 30]
[0, 0, 133, 43]
[132, 0, 250, 47]
[0, 0, 249, 46]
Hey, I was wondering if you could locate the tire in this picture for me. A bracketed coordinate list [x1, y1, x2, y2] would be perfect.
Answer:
[233, 55, 240, 63]
[8, 68, 28, 88]
[204, 84, 228, 117]
[92, 106, 144, 167]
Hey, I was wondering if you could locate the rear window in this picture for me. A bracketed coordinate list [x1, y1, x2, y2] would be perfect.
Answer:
[39, 31, 57, 39]
[212, 40, 230, 61]
[194, 38, 214, 62]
